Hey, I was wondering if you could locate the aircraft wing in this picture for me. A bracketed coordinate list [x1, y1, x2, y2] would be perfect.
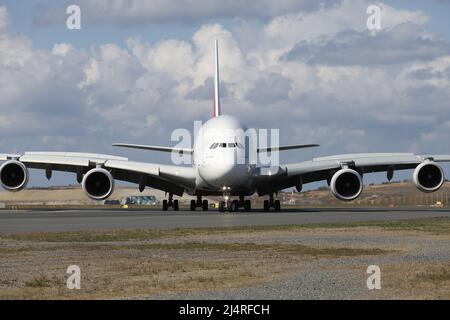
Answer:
[112, 143, 194, 155]
[0, 151, 196, 196]
[252, 153, 450, 195]
[257, 143, 319, 153]
[112, 142, 319, 154]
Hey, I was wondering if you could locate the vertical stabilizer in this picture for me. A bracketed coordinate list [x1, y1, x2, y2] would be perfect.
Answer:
[213, 40, 221, 117]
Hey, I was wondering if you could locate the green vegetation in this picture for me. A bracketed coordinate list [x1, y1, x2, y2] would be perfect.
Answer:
[415, 265, 450, 283]
[0, 241, 388, 257]
[124, 242, 387, 257]
[25, 277, 56, 288]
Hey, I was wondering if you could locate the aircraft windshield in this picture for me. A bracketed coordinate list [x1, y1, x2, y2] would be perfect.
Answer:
[209, 142, 244, 149]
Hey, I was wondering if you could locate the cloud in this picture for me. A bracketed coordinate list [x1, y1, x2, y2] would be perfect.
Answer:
[0, 0, 450, 179]
[284, 23, 450, 66]
[262, 0, 427, 45]
[187, 77, 230, 101]
[0, 6, 8, 32]
[33, 0, 341, 26]
[78, 59, 100, 88]
[245, 73, 292, 104]
[51, 42, 73, 56]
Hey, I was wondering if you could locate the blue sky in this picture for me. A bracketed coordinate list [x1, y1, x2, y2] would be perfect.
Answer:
[0, 0, 450, 188]
[390, 0, 450, 40]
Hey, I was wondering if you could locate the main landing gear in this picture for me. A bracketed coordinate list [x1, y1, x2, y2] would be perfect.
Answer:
[190, 195, 209, 211]
[162, 193, 179, 211]
[219, 196, 251, 213]
[263, 193, 280, 212]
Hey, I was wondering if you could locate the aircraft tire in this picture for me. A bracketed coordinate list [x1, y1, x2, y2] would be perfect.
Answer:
[274, 200, 280, 212]
[244, 200, 251, 211]
[231, 200, 239, 212]
[263, 200, 269, 211]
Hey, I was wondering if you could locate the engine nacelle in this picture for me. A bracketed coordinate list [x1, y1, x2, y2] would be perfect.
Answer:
[413, 161, 444, 193]
[0, 160, 29, 191]
[330, 168, 363, 201]
[82, 168, 114, 200]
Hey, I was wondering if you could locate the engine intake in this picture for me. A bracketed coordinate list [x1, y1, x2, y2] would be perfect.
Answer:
[413, 161, 444, 193]
[0, 160, 29, 191]
[82, 168, 114, 200]
[330, 168, 363, 201]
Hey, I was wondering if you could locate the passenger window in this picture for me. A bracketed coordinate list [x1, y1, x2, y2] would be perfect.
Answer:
[228, 143, 235, 148]
[221, 143, 226, 148]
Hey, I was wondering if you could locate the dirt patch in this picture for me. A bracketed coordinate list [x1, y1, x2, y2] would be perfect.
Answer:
[0, 240, 385, 299]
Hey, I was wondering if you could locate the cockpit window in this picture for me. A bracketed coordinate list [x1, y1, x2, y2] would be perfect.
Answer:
[211, 142, 243, 149]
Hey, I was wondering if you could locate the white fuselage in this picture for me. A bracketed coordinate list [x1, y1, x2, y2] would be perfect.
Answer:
[193, 115, 252, 195]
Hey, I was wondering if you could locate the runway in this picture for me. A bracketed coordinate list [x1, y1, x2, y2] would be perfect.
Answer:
[1, 207, 450, 233]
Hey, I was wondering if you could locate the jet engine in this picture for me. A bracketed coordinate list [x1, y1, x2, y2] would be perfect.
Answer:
[82, 168, 114, 200]
[0, 160, 29, 191]
[413, 161, 444, 193]
[330, 168, 363, 201]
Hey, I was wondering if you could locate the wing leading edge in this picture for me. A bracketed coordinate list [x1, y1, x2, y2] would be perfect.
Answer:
[252, 152, 450, 195]
[257, 144, 319, 153]
[112, 143, 194, 155]
[0, 151, 195, 196]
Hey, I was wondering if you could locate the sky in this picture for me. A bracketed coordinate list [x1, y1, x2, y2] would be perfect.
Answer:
[0, 0, 450, 188]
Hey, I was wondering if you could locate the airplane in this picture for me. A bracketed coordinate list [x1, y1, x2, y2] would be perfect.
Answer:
[1, 40, 449, 212]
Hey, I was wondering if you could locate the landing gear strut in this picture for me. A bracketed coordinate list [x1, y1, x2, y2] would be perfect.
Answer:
[190, 195, 208, 211]
[263, 193, 280, 212]
[219, 195, 251, 212]
[162, 193, 179, 211]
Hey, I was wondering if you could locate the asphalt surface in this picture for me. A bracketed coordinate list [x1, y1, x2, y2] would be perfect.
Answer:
[1, 207, 450, 233]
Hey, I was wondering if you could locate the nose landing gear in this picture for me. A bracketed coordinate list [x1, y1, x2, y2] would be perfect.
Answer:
[162, 193, 179, 211]
[190, 195, 209, 211]
[219, 195, 251, 212]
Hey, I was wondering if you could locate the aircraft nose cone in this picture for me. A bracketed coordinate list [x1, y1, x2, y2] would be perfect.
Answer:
[199, 164, 248, 188]
[200, 163, 234, 180]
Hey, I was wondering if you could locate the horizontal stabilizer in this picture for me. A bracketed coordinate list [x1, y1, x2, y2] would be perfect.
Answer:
[257, 144, 319, 153]
[112, 143, 194, 155]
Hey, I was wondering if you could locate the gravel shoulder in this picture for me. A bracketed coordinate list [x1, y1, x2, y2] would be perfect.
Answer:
[1, 218, 450, 299]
